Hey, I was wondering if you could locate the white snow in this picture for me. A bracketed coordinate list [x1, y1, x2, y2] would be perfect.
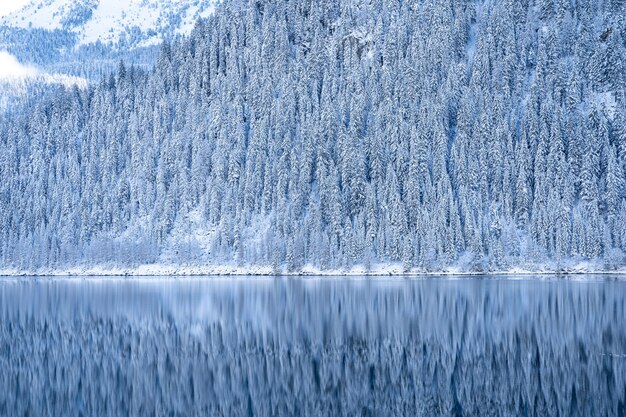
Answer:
[595, 91, 617, 120]
[39, 72, 88, 88]
[0, 0, 29, 19]
[1, 260, 625, 278]
[465, 3, 481, 68]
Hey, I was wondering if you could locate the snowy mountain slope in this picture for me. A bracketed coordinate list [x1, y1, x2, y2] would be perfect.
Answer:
[0, 0, 625, 274]
[1, 0, 216, 48]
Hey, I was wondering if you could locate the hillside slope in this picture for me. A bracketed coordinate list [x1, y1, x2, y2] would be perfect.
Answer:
[0, 0, 625, 274]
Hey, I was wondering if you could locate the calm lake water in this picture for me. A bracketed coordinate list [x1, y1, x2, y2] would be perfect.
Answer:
[0, 276, 625, 416]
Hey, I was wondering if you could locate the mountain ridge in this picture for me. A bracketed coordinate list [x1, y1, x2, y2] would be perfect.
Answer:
[1, 0, 216, 49]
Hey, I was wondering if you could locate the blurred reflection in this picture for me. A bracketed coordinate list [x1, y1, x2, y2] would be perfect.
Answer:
[0, 277, 625, 416]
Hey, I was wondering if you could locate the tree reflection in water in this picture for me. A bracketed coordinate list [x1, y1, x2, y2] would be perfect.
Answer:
[0, 277, 625, 416]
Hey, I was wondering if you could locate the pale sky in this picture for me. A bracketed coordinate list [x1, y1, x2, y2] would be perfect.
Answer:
[0, 0, 29, 18]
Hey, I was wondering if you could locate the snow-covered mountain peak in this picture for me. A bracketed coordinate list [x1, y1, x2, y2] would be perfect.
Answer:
[1, 0, 216, 47]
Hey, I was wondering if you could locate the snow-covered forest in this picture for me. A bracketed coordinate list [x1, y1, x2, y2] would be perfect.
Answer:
[1, 0, 625, 273]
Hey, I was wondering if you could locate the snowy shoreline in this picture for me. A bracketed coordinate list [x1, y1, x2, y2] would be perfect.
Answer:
[2, 263, 626, 278]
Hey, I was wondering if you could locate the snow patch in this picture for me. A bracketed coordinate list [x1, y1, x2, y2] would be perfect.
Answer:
[0, 1, 29, 19]
[594, 91, 617, 120]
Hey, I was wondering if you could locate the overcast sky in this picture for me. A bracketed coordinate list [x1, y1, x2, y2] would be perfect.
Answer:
[0, 0, 29, 19]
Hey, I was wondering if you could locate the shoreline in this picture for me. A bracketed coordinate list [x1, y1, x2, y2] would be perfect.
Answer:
[1, 263, 626, 279]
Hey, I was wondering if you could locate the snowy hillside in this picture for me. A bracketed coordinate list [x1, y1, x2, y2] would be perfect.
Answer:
[1, 0, 216, 48]
[0, 0, 625, 275]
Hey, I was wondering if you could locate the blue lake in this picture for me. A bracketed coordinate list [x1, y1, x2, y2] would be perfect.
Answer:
[0, 276, 625, 416]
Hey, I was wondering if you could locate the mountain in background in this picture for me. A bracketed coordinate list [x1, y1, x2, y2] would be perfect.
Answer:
[0, 0, 216, 112]
[1, 0, 216, 50]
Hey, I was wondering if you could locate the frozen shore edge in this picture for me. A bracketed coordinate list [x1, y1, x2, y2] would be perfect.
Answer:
[1, 262, 626, 278]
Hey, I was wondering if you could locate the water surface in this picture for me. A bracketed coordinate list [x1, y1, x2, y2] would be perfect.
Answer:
[1, 276, 625, 416]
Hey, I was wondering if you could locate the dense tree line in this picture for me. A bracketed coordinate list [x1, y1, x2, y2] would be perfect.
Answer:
[1, 0, 625, 271]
